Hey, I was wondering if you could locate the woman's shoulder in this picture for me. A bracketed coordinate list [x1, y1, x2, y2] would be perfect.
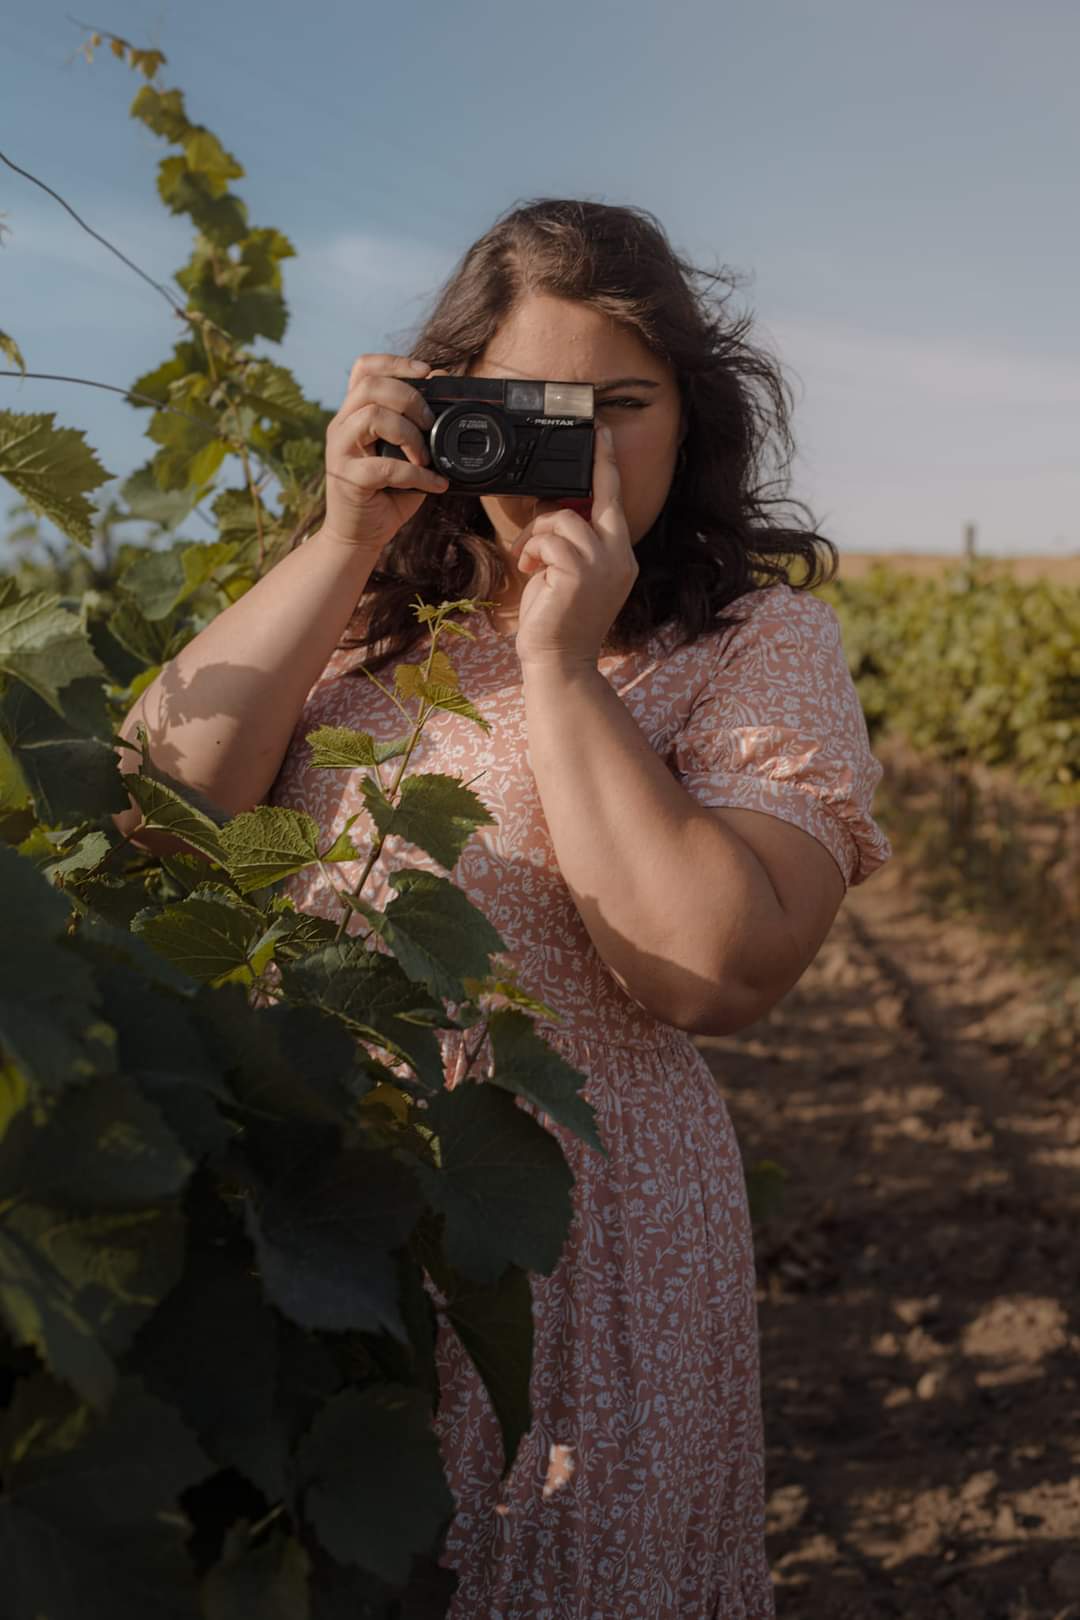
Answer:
[659, 582, 842, 670]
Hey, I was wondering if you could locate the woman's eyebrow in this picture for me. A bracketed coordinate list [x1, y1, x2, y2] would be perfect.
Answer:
[594, 377, 661, 391]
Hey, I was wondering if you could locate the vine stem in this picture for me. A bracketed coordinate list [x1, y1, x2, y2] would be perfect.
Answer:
[331, 602, 448, 945]
[0, 148, 186, 317]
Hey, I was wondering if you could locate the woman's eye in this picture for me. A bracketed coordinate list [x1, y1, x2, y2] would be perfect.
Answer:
[597, 397, 647, 410]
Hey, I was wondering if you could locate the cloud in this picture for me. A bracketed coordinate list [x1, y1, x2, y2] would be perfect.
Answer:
[292, 228, 446, 300]
[763, 313, 1080, 408]
[2, 203, 191, 293]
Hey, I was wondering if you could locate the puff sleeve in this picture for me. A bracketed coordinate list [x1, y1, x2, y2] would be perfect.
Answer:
[669, 585, 892, 889]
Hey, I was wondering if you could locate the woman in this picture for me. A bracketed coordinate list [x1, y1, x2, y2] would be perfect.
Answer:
[120, 198, 890, 1618]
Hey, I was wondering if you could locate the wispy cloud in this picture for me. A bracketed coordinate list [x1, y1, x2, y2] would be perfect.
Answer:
[765, 313, 1080, 408]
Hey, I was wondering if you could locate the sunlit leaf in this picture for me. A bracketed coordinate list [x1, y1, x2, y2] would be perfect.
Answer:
[0, 410, 113, 548]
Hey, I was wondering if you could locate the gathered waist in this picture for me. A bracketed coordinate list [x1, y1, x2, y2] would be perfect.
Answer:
[436, 1014, 700, 1090]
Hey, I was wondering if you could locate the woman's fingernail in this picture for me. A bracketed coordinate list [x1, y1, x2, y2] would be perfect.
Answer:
[600, 425, 613, 447]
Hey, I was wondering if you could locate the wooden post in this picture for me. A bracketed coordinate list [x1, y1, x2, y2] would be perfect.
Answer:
[963, 522, 977, 560]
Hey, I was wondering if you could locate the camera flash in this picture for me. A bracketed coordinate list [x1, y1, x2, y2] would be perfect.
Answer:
[543, 383, 594, 419]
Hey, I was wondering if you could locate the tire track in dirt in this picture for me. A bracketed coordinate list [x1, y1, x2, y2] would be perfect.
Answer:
[694, 861, 1080, 1620]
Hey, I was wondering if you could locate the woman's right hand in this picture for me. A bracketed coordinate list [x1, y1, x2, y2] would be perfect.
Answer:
[321, 354, 451, 552]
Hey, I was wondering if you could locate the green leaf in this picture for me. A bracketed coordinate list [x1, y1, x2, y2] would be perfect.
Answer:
[280, 944, 448, 1093]
[414, 1214, 533, 1480]
[0, 585, 105, 713]
[118, 538, 239, 620]
[16, 735, 127, 825]
[306, 724, 410, 769]
[219, 805, 326, 892]
[130, 1248, 287, 1502]
[238, 360, 326, 435]
[145, 393, 226, 494]
[126, 343, 205, 414]
[410, 1082, 575, 1285]
[107, 595, 182, 667]
[132, 893, 280, 985]
[193, 986, 365, 1131]
[243, 1143, 424, 1340]
[295, 1384, 455, 1588]
[183, 128, 245, 189]
[130, 83, 191, 142]
[10, 1069, 191, 1210]
[266, 903, 340, 961]
[119, 464, 202, 528]
[0, 845, 110, 1093]
[485, 1009, 605, 1154]
[0, 1373, 212, 1619]
[203, 1528, 310, 1620]
[363, 771, 495, 869]
[0, 1077, 187, 1409]
[121, 774, 228, 863]
[0, 409, 113, 547]
[420, 680, 492, 732]
[319, 815, 361, 864]
[364, 868, 506, 1002]
[0, 729, 28, 813]
[45, 830, 111, 882]
[0, 328, 26, 374]
[157, 160, 250, 245]
[393, 663, 425, 702]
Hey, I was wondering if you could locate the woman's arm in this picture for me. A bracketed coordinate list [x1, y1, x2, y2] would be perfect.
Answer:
[115, 349, 450, 842]
[521, 658, 845, 1037]
[114, 529, 380, 834]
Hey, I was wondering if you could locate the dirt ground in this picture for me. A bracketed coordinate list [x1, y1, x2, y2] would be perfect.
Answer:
[695, 856, 1080, 1620]
[834, 552, 1080, 586]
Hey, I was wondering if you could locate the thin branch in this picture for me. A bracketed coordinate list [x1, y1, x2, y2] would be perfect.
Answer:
[0, 150, 187, 319]
[0, 370, 279, 488]
[0, 369, 221, 425]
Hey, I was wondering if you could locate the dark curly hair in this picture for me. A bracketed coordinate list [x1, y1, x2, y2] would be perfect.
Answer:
[289, 197, 837, 675]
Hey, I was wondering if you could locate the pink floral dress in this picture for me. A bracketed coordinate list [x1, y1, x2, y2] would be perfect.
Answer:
[270, 581, 891, 1619]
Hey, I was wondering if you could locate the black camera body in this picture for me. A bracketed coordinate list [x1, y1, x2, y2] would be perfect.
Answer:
[375, 376, 595, 498]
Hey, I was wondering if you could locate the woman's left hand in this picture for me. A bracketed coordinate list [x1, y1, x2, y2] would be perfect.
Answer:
[510, 424, 638, 668]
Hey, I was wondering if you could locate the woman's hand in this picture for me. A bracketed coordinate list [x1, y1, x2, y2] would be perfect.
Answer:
[321, 354, 450, 553]
[510, 425, 638, 669]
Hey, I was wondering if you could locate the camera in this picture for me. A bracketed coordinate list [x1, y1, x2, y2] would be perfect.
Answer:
[375, 376, 594, 498]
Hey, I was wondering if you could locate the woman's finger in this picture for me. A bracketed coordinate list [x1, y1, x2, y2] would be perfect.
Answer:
[331, 375, 436, 437]
[331, 402, 430, 467]
[517, 531, 588, 576]
[328, 453, 448, 498]
[346, 353, 429, 393]
[512, 510, 597, 563]
[589, 423, 628, 546]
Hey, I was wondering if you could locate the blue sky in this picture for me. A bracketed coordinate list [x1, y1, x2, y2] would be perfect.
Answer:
[3, 0, 1078, 556]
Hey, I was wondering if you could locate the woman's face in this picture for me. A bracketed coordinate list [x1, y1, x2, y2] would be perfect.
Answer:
[468, 293, 685, 550]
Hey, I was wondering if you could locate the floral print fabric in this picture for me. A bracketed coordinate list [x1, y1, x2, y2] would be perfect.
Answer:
[269, 582, 890, 1618]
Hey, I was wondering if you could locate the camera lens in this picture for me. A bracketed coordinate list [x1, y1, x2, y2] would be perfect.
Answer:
[431, 405, 512, 482]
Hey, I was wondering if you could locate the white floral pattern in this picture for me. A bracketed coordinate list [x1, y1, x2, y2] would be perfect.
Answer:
[269, 582, 891, 1618]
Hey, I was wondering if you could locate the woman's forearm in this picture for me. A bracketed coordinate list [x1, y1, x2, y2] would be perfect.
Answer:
[521, 657, 797, 1032]
[116, 529, 380, 827]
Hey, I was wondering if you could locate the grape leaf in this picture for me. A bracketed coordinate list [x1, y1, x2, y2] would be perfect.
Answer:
[409, 1082, 575, 1286]
[132, 894, 281, 985]
[306, 724, 409, 768]
[0, 584, 106, 714]
[117, 538, 239, 620]
[0, 329, 26, 375]
[362, 868, 506, 1002]
[295, 1384, 454, 1588]
[121, 775, 228, 864]
[360, 771, 495, 870]
[0, 409, 113, 547]
[219, 805, 325, 893]
[0, 1374, 211, 1618]
[486, 1008, 605, 1154]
